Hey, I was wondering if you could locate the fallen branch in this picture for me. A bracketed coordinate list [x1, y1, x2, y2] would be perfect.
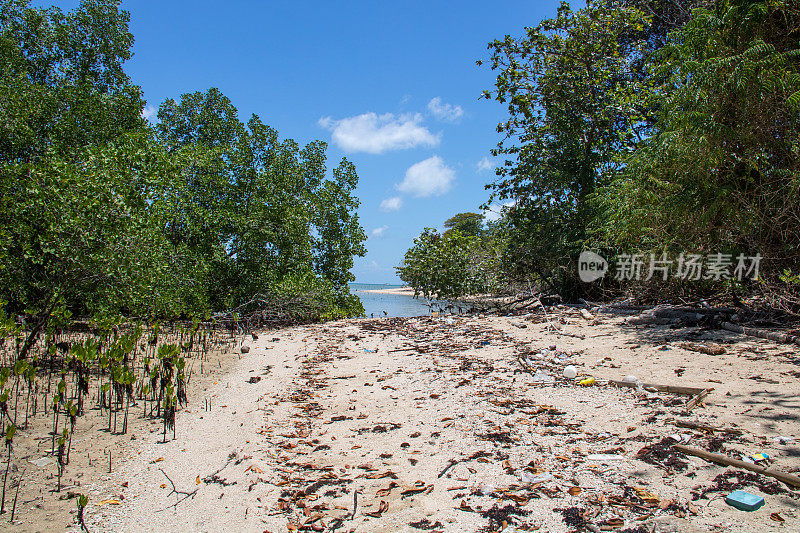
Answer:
[609, 380, 709, 396]
[438, 451, 492, 478]
[679, 342, 726, 356]
[438, 459, 458, 479]
[673, 444, 800, 488]
[719, 322, 800, 346]
[158, 468, 198, 508]
[683, 389, 710, 414]
[671, 420, 742, 436]
[351, 489, 360, 519]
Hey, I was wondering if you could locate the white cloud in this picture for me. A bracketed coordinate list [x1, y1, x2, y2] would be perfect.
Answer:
[397, 156, 455, 198]
[318, 112, 439, 154]
[379, 196, 403, 212]
[477, 156, 494, 172]
[371, 225, 389, 238]
[141, 105, 157, 122]
[483, 200, 516, 222]
[427, 97, 464, 122]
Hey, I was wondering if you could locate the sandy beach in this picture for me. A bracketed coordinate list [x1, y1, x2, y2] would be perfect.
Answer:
[7, 310, 799, 532]
[356, 286, 416, 296]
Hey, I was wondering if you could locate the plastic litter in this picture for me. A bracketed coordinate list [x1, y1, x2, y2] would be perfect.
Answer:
[669, 433, 692, 444]
[29, 456, 55, 467]
[563, 365, 578, 379]
[532, 371, 555, 384]
[725, 490, 765, 511]
[586, 453, 625, 462]
[579, 377, 596, 387]
[521, 472, 553, 484]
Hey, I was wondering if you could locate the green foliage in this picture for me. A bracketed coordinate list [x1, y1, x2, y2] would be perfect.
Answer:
[596, 0, 800, 276]
[479, 0, 653, 289]
[397, 228, 503, 299]
[0, 1, 367, 323]
[0, 0, 143, 161]
[443, 212, 485, 237]
[155, 88, 367, 313]
[472, 0, 800, 302]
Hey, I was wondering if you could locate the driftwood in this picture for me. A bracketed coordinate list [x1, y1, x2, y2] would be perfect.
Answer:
[671, 419, 742, 436]
[673, 444, 800, 488]
[438, 451, 492, 478]
[608, 303, 800, 346]
[679, 342, 726, 355]
[720, 321, 800, 346]
[158, 468, 199, 508]
[625, 305, 706, 326]
[608, 380, 709, 396]
[683, 389, 710, 414]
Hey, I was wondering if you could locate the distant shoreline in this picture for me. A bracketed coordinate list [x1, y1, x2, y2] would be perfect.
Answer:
[356, 286, 415, 295]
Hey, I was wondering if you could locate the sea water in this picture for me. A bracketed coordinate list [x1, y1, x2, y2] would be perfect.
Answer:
[349, 283, 432, 318]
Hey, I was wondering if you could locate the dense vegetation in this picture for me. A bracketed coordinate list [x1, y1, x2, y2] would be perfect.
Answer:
[0, 0, 367, 329]
[400, 0, 800, 312]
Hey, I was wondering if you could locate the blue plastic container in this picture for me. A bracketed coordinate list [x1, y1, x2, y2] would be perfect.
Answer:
[725, 490, 765, 511]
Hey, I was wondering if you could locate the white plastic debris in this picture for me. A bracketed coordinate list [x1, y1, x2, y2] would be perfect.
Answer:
[532, 371, 554, 384]
[29, 456, 55, 467]
[586, 454, 626, 462]
[479, 483, 495, 495]
[622, 374, 639, 384]
[669, 433, 692, 444]
[522, 472, 553, 484]
[773, 436, 794, 445]
[563, 365, 578, 379]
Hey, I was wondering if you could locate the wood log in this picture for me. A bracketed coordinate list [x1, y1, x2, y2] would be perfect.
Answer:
[609, 379, 709, 396]
[671, 420, 742, 435]
[720, 321, 800, 346]
[625, 306, 705, 325]
[673, 444, 800, 488]
[679, 342, 726, 356]
[683, 389, 710, 414]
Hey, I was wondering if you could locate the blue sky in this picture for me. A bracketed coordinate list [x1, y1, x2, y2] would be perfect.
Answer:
[37, 0, 566, 283]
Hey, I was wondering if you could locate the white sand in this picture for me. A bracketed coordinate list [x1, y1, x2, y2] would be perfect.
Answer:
[356, 287, 415, 295]
[75, 312, 799, 532]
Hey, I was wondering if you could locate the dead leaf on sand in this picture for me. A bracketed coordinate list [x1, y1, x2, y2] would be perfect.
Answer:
[459, 500, 475, 512]
[375, 481, 398, 497]
[363, 500, 389, 517]
[401, 480, 434, 497]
